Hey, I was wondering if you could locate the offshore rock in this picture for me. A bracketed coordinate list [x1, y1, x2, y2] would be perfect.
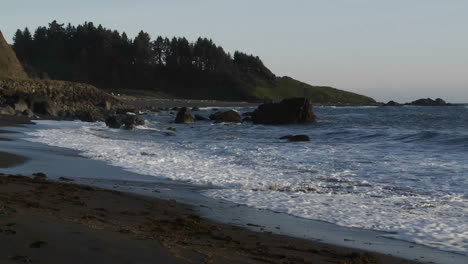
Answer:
[251, 98, 317, 125]
[175, 107, 195, 123]
[209, 110, 242, 123]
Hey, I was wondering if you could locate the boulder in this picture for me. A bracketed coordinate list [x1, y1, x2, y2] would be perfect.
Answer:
[174, 107, 195, 123]
[209, 110, 242, 123]
[191, 106, 200, 111]
[251, 98, 317, 125]
[32, 100, 58, 116]
[0, 105, 15, 116]
[105, 114, 145, 129]
[13, 99, 29, 112]
[280, 135, 310, 142]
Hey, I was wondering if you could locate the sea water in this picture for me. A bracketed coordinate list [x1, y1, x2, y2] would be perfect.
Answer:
[24, 106, 468, 255]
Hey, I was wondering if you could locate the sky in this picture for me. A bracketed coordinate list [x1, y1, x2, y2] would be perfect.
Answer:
[1, 0, 467, 102]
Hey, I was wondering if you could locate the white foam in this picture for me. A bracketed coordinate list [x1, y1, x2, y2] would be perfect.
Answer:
[24, 118, 468, 255]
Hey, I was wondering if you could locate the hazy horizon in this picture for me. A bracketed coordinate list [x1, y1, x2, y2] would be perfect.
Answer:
[1, 0, 467, 103]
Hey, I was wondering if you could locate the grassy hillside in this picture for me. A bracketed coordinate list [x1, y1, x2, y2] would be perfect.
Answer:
[0, 31, 28, 79]
[249, 76, 375, 104]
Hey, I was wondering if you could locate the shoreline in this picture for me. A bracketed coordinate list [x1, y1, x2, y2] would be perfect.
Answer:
[0, 116, 466, 263]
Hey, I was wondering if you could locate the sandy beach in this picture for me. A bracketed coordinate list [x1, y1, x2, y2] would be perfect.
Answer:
[0, 115, 429, 264]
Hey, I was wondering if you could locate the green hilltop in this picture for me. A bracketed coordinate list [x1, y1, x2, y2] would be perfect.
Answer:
[11, 21, 375, 104]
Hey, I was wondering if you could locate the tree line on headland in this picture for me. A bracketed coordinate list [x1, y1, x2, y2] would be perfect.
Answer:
[11, 21, 375, 103]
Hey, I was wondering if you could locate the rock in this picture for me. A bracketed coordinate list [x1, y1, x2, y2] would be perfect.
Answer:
[105, 115, 122, 128]
[76, 110, 104, 122]
[384, 100, 401, 106]
[97, 100, 112, 111]
[22, 109, 35, 118]
[32, 100, 58, 116]
[409, 98, 449, 106]
[174, 107, 195, 123]
[242, 112, 254, 116]
[167, 127, 177, 131]
[195, 114, 209, 121]
[280, 135, 310, 142]
[0, 105, 15, 116]
[209, 110, 242, 123]
[251, 98, 317, 125]
[33, 172, 47, 180]
[191, 106, 200, 111]
[172, 107, 180, 111]
[58, 177, 74, 182]
[105, 114, 145, 129]
[242, 116, 252, 122]
[13, 99, 29, 112]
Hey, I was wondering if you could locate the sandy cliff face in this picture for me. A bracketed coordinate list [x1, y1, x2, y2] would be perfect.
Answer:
[0, 30, 28, 79]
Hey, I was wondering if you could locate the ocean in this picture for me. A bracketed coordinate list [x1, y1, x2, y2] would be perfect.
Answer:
[24, 105, 468, 255]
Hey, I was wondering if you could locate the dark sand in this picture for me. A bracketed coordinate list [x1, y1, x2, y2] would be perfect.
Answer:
[0, 115, 421, 264]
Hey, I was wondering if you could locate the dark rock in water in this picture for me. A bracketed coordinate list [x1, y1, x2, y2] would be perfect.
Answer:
[58, 177, 74, 182]
[105, 115, 122, 128]
[175, 107, 195, 123]
[167, 127, 177, 131]
[251, 98, 317, 125]
[105, 114, 145, 129]
[122, 114, 145, 129]
[191, 106, 200, 111]
[195, 114, 209, 121]
[409, 98, 450, 106]
[384, 100, 401, 106]
[242, 116, 252, 122]
[280, 135, 310, 142]
[209, 110, 242, 123]
[242, 112, 254, 116]
[172, 107, 180, 111]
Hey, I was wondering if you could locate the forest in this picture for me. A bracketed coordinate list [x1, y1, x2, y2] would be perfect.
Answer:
[12, 21, 374, 103]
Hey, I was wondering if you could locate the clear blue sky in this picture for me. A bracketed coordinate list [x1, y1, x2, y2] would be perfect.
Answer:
[1, 0, 467, 102]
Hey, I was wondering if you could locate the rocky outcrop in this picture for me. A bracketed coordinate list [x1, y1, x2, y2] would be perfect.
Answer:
[209, 110, 242, 123]
[0, 78, 124, 121]
[195, 114, 209, 121]
[174, 107, 195, 123]
[409, 98, 450, 106]
[251, 98, 317, 125]
[105, 113, 145, 129]
[280, 135, 310, 142]
[384, 100, 401, 106]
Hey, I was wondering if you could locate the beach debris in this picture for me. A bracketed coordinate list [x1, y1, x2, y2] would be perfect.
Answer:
[209, 110, 242, 123]
[280, 135, 310, 142]
[174, 107, 195, 123]
[251, 97, 316, 124]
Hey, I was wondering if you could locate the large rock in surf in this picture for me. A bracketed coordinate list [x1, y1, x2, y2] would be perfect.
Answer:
[105, 113, 145, 129]
[209, 110, 242, 123]
[174, 107, 195, 123]
[251, 97, 317, 125]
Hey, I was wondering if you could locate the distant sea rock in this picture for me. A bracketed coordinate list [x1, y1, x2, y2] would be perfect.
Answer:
[408, 98, 451, 106]
[383, 100, 402, 106]
[251, 97, 317, 125]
